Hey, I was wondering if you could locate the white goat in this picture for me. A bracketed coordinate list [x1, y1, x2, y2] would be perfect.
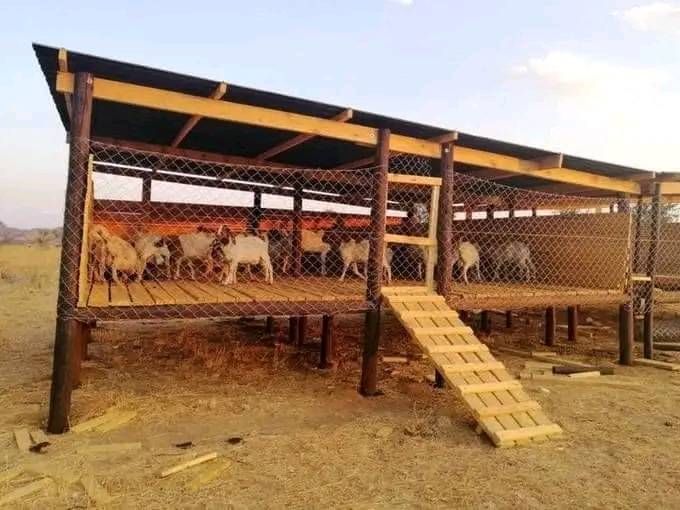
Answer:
[493, 241, 535, 282]
[338, 239, 392, 284]
[171, 231, 216, 280]
[89, 225, 140, 284]
[302, 230, 331, 275]
[452, 241, 480, 285]
[88, 224, 111, 282]
[134, 234, 171, 279]
[220, 233, 274, 285]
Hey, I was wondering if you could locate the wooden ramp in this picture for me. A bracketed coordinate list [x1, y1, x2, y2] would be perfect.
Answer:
[382, 286, 563, 448]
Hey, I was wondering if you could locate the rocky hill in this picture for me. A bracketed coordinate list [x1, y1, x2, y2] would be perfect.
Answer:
[0, 221, 62, 246]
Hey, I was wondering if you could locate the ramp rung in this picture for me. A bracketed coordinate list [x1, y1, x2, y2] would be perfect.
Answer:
[441, 361, 505, 374]
[459, 380, 521, 395]
[411, 326, 472, 337]
[399, 310, 459, 319]
[494, 424, 563, 445]
[426, 343, 489, 354]
[382, 286, 428, 294]
[384, 294, 445, 303]
[474, 400, 541, 418]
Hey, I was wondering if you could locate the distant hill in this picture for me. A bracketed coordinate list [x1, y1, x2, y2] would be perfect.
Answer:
[0, 221, 62, 246]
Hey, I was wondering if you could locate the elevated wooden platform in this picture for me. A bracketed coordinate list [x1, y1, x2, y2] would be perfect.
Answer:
[382, 285, 563, 448]
[448, 281, 625, 310]
[84, 277, 367, 307]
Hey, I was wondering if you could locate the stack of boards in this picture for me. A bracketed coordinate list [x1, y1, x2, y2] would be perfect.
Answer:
[382, 286, 563, 448]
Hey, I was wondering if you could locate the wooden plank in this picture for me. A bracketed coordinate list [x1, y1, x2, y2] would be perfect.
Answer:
[87, 282, 109, 307]
[171, 82, 228, 147]
[399, 309, 459, 319]
[458, 380, 522, 395]
[142, 280, 176, 305]
[186, 459, 231, 492]
[474, 400, 542, 418]
[160, 452, 218, 478]
[57, 48, 72, 119]
[109, 282, 131, 306]
[411, 325, 473, 336]
[228, 282, 287, 301]
[426, 343, 489, 354]
[257, 108, 353, 159]
[384, 294, 445, 303]
[387, 173, 442, 187]
[175, 280, 215, 303]
[14, 429, 31, 452]
[78, 156, 93, 307]
[71, 410, 121, 433]
[382, 286, 429, 294]
[0, 478, 53, 506]
[495, 424, 563, 444]
[29, 429, 49, 444]
[384, 233, 434, 246]
[159, 281, 198, 304]
[440, 361, 505, 373]
[633, 358, 680, 371]
[127, 281, 155, 305]
[200, 281, 253, 302]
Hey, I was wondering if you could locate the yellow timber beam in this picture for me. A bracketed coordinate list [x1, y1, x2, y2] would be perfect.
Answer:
[56, 71, 641, 194]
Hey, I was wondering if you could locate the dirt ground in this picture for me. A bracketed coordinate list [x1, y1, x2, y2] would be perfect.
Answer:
[1, 244, 680, 509]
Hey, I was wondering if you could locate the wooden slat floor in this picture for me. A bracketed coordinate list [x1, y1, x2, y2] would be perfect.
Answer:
[382, 285, 563, 448]
[85, 276, 369, 307]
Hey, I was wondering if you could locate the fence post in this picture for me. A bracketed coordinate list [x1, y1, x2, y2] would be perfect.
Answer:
[619, 303, 634, 365]
[544, 307, 556, 346]
[48, 72, 94, 434]
[567, 306, 578, 342]
[359, 128, 389, 396]
[436, 142, 454, 296]
[292, 181, 303, 276]
[319, 315, 334, 369]
[250, 190, 262, 232]
[644, 183, 662, 359]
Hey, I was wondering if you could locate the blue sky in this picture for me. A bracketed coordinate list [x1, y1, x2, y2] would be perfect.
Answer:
[1, 0, 679, 227]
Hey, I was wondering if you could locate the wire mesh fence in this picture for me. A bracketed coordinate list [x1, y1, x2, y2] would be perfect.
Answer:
[443, 172, 632, 310]
[62, 139, 400, 320]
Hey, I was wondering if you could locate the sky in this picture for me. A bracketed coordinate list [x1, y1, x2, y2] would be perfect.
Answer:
[1, 0, 679, 228]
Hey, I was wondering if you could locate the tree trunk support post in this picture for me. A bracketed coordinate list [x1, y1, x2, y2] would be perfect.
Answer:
[436, 142, 455, 297]
[619, 303, 634, 365]
[265, 316, 274, 335]
[643, 183, 662, 359]
[292, 182, 303, 276]
[297, 315, 308, 348]
[480, 311, 491, 335]
[360, 128, 389, 397]
[545, 307, 556, 346]
[288, 316, 299, 345]
[319, 315, 334, 369]
[48, 72, 94, 434]
[505, 311, 513, 328]
[567, 306, 578, 342]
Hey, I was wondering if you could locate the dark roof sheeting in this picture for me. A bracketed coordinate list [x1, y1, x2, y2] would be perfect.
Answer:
[34, 43, 654, 186]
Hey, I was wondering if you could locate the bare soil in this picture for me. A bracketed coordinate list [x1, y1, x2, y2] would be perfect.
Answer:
[1, 245, 680, 509]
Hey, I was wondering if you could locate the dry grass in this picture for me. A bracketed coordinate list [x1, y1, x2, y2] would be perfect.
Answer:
[1, 244, 680, 508]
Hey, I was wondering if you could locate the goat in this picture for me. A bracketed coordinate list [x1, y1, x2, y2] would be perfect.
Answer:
[302, 229, 331, 275]
[338, 239, 392, 284]
[452, 241, 481, 285]
[89, 224, 140, 284]
[220, 233, 274, 285]
[168, 229, 216, 280]
[268, 229, 292, 274]
[134, 234, 171, 280]
[493, 241, 535, 282]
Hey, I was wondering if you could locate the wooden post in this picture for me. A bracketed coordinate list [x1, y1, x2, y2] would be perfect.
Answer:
[288, 316, 299, 345]
[480, 311, 491, 335]
[297, 315, 308, 348]
[142, 175, 152, 203]
[292, 182, 303, 276]
[436, 142, 455, 296]
[544, 307, 556, 346]
[425, 186, 440, 290]
[643, 183, 662, 359]
[48, 72, 93, 434]
[505, 311, 513, 328]
[265, 316, 274, 335]
[619, 303, 634, 365]
[531, 207, 537, 217]
[250, 190, 262, 233]
[319, 315, 334, 369]
[567, 306, 578, 342]
[360, 128, 389, 397]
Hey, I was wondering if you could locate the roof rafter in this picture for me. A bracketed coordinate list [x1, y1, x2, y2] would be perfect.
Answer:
[171, 82, 227, 147]
[257, 108, 353, 160]
[56, 71, 641, 194]
[57, 48, 72, 120]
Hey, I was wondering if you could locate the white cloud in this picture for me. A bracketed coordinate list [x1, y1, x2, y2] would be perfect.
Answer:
[512, 51, 680, 172]
[616, 2, 680, 34]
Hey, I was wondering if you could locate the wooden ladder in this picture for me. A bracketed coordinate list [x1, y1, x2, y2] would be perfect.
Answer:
[382, 286, 563, 448]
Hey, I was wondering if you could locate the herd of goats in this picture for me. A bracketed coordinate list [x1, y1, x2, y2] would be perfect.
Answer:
[87, 224, 538, 287]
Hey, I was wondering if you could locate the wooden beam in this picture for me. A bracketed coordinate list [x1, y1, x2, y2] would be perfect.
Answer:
[171, 82, 227, 147]
[659, 182, 680, 195]
[57, 72, 642, 193]
[534, 153, 564, 169]
[428, 131, 459, 144]
[257, 108, 353, 159]
[57, 48, 72, 120]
